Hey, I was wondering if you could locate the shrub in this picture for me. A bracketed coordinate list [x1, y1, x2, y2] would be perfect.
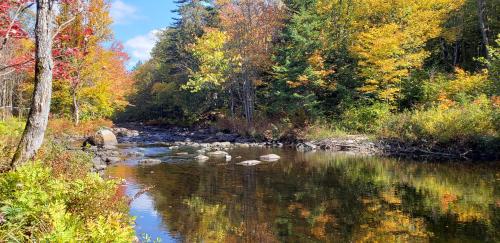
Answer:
[0, 118, 25, 169]
[48, 118, 113, 137]
[379, 95, 499, 145]
[304, 121, 349, 140]
[0, 118, 24, 137]
[214, 114, 294, 141]
[340, 103, 392, 133]
[0, 161, 135, 242]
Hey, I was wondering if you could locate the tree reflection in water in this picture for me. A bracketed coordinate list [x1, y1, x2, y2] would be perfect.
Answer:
[108, 147, 499, 242]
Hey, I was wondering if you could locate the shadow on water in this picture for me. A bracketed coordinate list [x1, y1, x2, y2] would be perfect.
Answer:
[107, 145, 500, 242]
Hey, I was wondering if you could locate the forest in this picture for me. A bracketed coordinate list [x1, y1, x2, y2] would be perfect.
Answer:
[123, 0, 499, 156]
[0, 0, 499, 241]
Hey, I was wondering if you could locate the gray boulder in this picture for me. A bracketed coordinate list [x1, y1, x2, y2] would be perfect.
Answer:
[259, 154, 281, 162]
[86, 129, 118, 147]
[112, 127, 139, 137]
[195, 155, 209, 161]
[237, 160, 261, 166]
[207, 151, 228, 157]
[296, 142, 317, 152]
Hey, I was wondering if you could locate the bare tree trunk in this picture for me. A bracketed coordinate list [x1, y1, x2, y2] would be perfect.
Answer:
[453, 42, 459, 66]
[11, 0, 55, 169]
[477, 0, 490, 59]
[242, 76, 254, 125]
[72, 90, 80, 125]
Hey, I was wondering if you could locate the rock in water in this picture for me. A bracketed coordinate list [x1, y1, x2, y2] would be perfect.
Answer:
[86, 129, 118, 147]
[126, 151, 144, 157]
[225, 155, 232, 161]
[207, 151, 228, 157]
[112, 127, 139, 137]
[296, 142, 317, 152]
[259, 154, 281, 161]
[105, 156, 121, 164]
[195, 155, 209, 161]
[237, 160, 261, 166]
[138, 159, 162, 166]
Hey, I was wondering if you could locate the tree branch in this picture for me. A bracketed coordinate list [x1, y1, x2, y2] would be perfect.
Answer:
[0, 2, 35, 51]
[52, 16, 77, 40]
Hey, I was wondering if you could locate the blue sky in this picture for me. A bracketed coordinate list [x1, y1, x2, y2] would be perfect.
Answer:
[110, 0, 178, 67]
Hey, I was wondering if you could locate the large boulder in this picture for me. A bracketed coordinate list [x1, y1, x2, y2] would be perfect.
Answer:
[86, 129, 118, 147]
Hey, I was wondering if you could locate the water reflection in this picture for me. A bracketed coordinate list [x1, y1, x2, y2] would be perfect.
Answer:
[107, 146, 500, 242]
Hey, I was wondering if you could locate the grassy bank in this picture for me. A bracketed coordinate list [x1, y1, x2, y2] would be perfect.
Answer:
[0, 118, 135, 242]
[210, 95, 499, 160]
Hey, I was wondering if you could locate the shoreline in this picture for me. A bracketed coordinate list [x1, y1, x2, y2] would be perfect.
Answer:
[81, 124, 498, 173]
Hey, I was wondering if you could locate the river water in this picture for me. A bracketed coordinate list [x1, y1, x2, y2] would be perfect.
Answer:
[106, 143, 499, 242]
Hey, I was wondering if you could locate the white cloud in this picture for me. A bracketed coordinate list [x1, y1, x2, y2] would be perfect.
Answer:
[110, 0, 137, 25]
[125, 29, 161, 64]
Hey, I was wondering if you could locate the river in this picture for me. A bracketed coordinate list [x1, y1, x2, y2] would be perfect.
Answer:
[106, 142, 499, 242]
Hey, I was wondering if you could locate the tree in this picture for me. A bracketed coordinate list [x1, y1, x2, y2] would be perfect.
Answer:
[119, 1, 217, 124]
[271, 0, 352, 120]
[54, 0, 113, 124]
[11, 0, 56, 168]
[185, 0, 284, 124]
[476, 0, 490, 59]
[351, 0, 465, 103]
[219, 0, 284, 124]
[0, 0, 34, 119]
[183, 28, 232, 92]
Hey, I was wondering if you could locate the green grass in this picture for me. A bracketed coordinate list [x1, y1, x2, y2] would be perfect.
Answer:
[0, 118, 24, 137]
[304, 122, 350, 140]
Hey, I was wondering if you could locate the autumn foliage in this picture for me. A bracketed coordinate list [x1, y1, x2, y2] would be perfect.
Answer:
[1, 0, 132, 123]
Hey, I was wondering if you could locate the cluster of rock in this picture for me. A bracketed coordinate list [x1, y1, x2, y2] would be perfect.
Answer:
[83, 125, 383, 172]
[198, 151, 281, 167]
[84, 128, 121, 173]
[84, 128, 140, 173]
[113, 124, 382, 155]
[234, 154, 281, 166]
[111, 127, 140, 137]
[310, 135, 380, 155]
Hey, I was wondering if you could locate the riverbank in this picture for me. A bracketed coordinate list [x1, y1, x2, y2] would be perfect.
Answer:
[85, 123, 498, 169]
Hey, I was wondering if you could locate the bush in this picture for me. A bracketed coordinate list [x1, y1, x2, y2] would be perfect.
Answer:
[0, 118, 24, 137]
[0, 161, 135, 242]
[304, 121, 348, 140]
[379, 95, 499, 145]
[214, 113, 294, 141]
[0, 118, 25, 169]
[0, 120, 134, 241]
[340, 103, 392, 133]
[48, 118, 113, 137]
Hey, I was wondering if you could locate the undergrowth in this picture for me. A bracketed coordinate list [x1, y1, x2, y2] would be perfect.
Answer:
[0, 118, 135, 242]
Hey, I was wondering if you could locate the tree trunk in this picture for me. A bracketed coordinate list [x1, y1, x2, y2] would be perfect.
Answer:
[453, 42, 460, 66]
[476, 0, 490, 59]
[242, 76, 254, 125]
[11, 0, 55, 169]
[72, 90, 79, 125]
